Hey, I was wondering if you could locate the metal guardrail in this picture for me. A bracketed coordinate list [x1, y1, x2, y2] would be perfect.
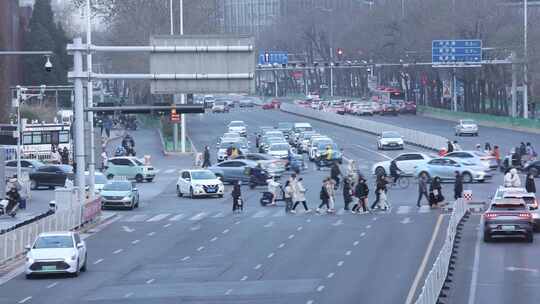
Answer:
[0, 197, 102, 265]
[280, 103, 449, 151]
[414, 199, 467, 304]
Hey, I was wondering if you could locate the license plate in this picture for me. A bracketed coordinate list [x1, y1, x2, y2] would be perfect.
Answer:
[42, 265, 56, 271]
[207, 189, 216, 193]
[501, 225, 515, 231]
[389, 143, 397, 146]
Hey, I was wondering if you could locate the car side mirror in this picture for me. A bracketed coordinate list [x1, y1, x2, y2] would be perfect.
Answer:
[185, 178, 191, 181]
[76, 243, 84, 249]
[133, 188, 138, 192]
[25, 245, 31, 251]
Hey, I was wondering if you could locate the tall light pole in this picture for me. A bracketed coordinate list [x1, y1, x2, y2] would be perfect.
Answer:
[523, 0, 529, 118]
[170, 0, 186, 152]
[86, 0, 96, 198]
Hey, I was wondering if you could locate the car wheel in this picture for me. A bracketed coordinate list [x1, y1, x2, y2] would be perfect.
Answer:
[73, 260, 80, 277]
[527, 232, 533, 243]
[176, 186, 183, 197]
[30, 180, 38, 190]
[462, 172, 473, 184]
[375, 167, 386, 176]
[107, 174, 114, 180]
[190, 187, 195, 199]
[135, 174, 144, 183]
[81, 254, 87, 272]
[483, 232, 491, 242]
[25, 273, 33, 279]
[529, 167, 539, 177]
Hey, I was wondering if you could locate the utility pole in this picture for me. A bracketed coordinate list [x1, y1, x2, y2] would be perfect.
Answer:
[86, 0, 96, 198]
[170, 0, 178, 151]
[523, 0, 529, 118]
[179, 0, 186, 153]
[511, 51, 518, 118]
[453, 68, 458, 112]
[70, 38, 86, 205]
[330, 63, 334, 97]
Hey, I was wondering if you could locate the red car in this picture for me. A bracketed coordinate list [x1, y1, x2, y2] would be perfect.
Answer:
[262, 102, 274, 110]
[403, 101, 417, 114]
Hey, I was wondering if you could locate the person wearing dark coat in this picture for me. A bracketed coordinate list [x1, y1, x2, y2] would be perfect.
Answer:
[202, 146, 211, 168]
[447, 141, 454, 154]
[231, 181, 242, 213]
[417, 175, 429, 207]
[371, 174, 388, 209]
[454, 171, 463, 200]
[526, 173, 536, 194]
[429, 177, 443, 207]
[352, 177, 369, 213]
[342, 177, 353, 211]
[330, 161, 341, 189]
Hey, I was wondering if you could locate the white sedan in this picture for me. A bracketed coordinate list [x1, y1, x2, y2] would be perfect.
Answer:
[25, 231, 87, 278]
[176, 169, 224, 198]
[455, 119, 479, 136]
[377, 131, 404, 150]
[372, 153, 432, 176]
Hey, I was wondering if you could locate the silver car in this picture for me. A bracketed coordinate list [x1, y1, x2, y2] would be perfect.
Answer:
[415, 157, 491, 183]
[455, 119, 479, 136]
[25, 231, 87, 278]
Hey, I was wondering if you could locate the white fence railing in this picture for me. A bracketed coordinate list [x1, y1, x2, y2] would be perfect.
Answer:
[280, 103, 449, 151]
[0, 197, 102, 265]
[414, 199, 467, 304]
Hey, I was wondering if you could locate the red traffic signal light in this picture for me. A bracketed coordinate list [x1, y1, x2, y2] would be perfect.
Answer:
[337, 48, 343, 56]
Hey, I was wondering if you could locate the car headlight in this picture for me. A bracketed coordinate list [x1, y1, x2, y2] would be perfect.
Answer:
[123, 195, 132, 201]
[26, 256, 33, 263]
[70, 254, 77, 261]
[194, 185, 204, 190]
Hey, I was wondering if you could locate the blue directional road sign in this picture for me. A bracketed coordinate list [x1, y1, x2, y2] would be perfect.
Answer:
[432, 40, 482, 65]
[259, 51, 288, 65]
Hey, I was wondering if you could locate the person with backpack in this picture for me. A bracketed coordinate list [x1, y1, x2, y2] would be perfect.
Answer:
[352, 177, 369, 213]
[429, 177, 443, 207]
[231, 180, 242, 213]
[316, 178, 331, 213]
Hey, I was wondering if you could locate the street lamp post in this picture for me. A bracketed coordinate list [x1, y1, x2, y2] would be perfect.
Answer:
[86, 0, 96, 198]
[523, 0, 529, 118]
[170, 0, 186, 152]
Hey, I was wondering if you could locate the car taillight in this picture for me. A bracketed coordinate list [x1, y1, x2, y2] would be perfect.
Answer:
[519, 213, 532, 219]
[532, 200, 539, 209]
[484, 213, 497, 219]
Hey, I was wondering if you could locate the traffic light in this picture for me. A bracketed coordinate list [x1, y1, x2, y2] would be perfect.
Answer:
[336, 48, 344, 61]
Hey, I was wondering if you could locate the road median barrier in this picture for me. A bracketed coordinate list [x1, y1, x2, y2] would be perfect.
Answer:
[280, 103, 448, 151]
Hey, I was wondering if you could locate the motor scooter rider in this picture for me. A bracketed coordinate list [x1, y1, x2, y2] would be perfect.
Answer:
[249, 163, 268, 187]
[330, 161, 342, 189]
[317, 145, 333, 169]
[115, 145, 126, 157]
[5, 184, 20, 214]
[266, 177, 281, 206]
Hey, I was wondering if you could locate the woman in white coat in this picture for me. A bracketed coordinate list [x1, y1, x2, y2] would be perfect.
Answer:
[291, 177, 309, 213]
[504, 168, 521, 187]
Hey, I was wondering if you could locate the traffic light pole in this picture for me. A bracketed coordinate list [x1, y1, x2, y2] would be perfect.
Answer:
[72, 37, 87, 205]
[86, 0, 96, 198]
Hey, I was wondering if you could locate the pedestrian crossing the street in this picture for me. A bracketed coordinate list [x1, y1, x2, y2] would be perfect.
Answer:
[117, 205, 436, 223]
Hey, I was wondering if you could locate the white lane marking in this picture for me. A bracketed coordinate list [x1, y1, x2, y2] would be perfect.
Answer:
[190, 224, 201, 231]
[373, 217, 378, 221]
[336, 209, 346, 215]
[468, 223, 483, 304]
[253, 210, 270, 218]
[146, 213, 171, 222]
[169, 214, 185, 221]
[212, 212, 225, 218]
[147, 232, 156, 236]
[222, 229, 230, 234]
[18, 297, 32, 303]
[400, 217, 412, 224]
[307, 300, 314, 304]
[327, 272, 335, 279]
[163, 223, 172, 228]
[122, 225, 135, 233]
[131, 239, 140, 244]
[288, 234, 295, 239]
[365, 225, 371, 229]
[225, 289, 233, 295]
[267, 252, 275, 258]
[254, 264, 262, 270]
[306, 219, 312, 223]
[354, 144, 392, 160]
[264, 221, 274, 228]
[345, 250, 352, 256]
[360, 232, 366, 237]
[124, 292, 133, 298]
[317, 285, 325, 292]
[197, 246, 205, 252]
[278, 243, 285, 249]
[240, 275, 248, 281]
[297, 226, 303, 231]
[353, 241, 359, 246]
[418, 205, 431, 213]
[189, 212, 207, 221]
[405, 215, 444, 304]
[235, 221, 241, 225]
[397, 206, 411, 214]
[332, 219, 343, 226]
[146, 278, 155, 284]
[113, 249, 123, 254]
[46, 282, 58, 289]
[337, 261, 344, 267]
[181, 256, 191, 261]
[272, 210, 286, 217]
[210, 236, 218, 242]
[164, 168, 175, 174]
[93, 258, 104, 265]
[123, 214, 148, 222]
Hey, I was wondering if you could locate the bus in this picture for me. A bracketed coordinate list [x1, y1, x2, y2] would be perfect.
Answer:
[0, 122, 72, 162]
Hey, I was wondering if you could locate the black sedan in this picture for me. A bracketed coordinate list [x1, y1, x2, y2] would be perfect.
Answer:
[5, 159, 45, 173]
[29, 165, 74, 190]
[483, 199, 534, 242]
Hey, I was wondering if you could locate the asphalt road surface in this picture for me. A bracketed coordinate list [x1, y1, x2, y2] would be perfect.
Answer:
[0, 106, 529, 304]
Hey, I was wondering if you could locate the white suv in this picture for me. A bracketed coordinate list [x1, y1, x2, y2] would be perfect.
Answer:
[176, 169, 224, 198]
[455, 119, 479, 136]
[492, 186, 539, 230]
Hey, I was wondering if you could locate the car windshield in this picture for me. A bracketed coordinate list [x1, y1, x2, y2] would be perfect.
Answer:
[229, 122, 245, 127]
[278, 123, 293, 129]
[491, 203, 527, 211]
[220, 142, 246, 149]
[462, 120, 476, 125]
[132, 158, 144, 166]
[382, 132, 401, 138]
[103, 182, 132, 191]
[270, 144, 289, 151]
[318, 142, 337, 150]
[33, 235, 73, 249]
[191, 171, 217, 179]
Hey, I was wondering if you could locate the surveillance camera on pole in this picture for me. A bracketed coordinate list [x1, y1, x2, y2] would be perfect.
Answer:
[44, 55, 53, 72]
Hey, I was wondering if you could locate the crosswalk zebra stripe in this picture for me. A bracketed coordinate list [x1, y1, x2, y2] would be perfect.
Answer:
[146, 213, 171, 222]
[189, 212, 207, 221]
[212, 212, 225, 218]
[164, 169, 176, 174]
[123, 214, 149, 222]
[336, 209, 346, 215]
[396, 206, 411, 214]
[418, 206, 431, 213]
[252, 210, 271, 218]
[169, 214, 185, 221]
[272, 210, 286, 217]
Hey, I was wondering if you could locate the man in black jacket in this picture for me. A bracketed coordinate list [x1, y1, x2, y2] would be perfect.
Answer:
[231, 181, 242, 213]
[454, 171, 463, 200]
[352, 177, 369, 213]
[343, 177, 353, 211]
[330, 161, 342, 189]
[202, 146, 211, 168]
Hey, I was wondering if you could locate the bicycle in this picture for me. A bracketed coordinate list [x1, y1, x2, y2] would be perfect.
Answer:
[385, 175, 411, 190]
